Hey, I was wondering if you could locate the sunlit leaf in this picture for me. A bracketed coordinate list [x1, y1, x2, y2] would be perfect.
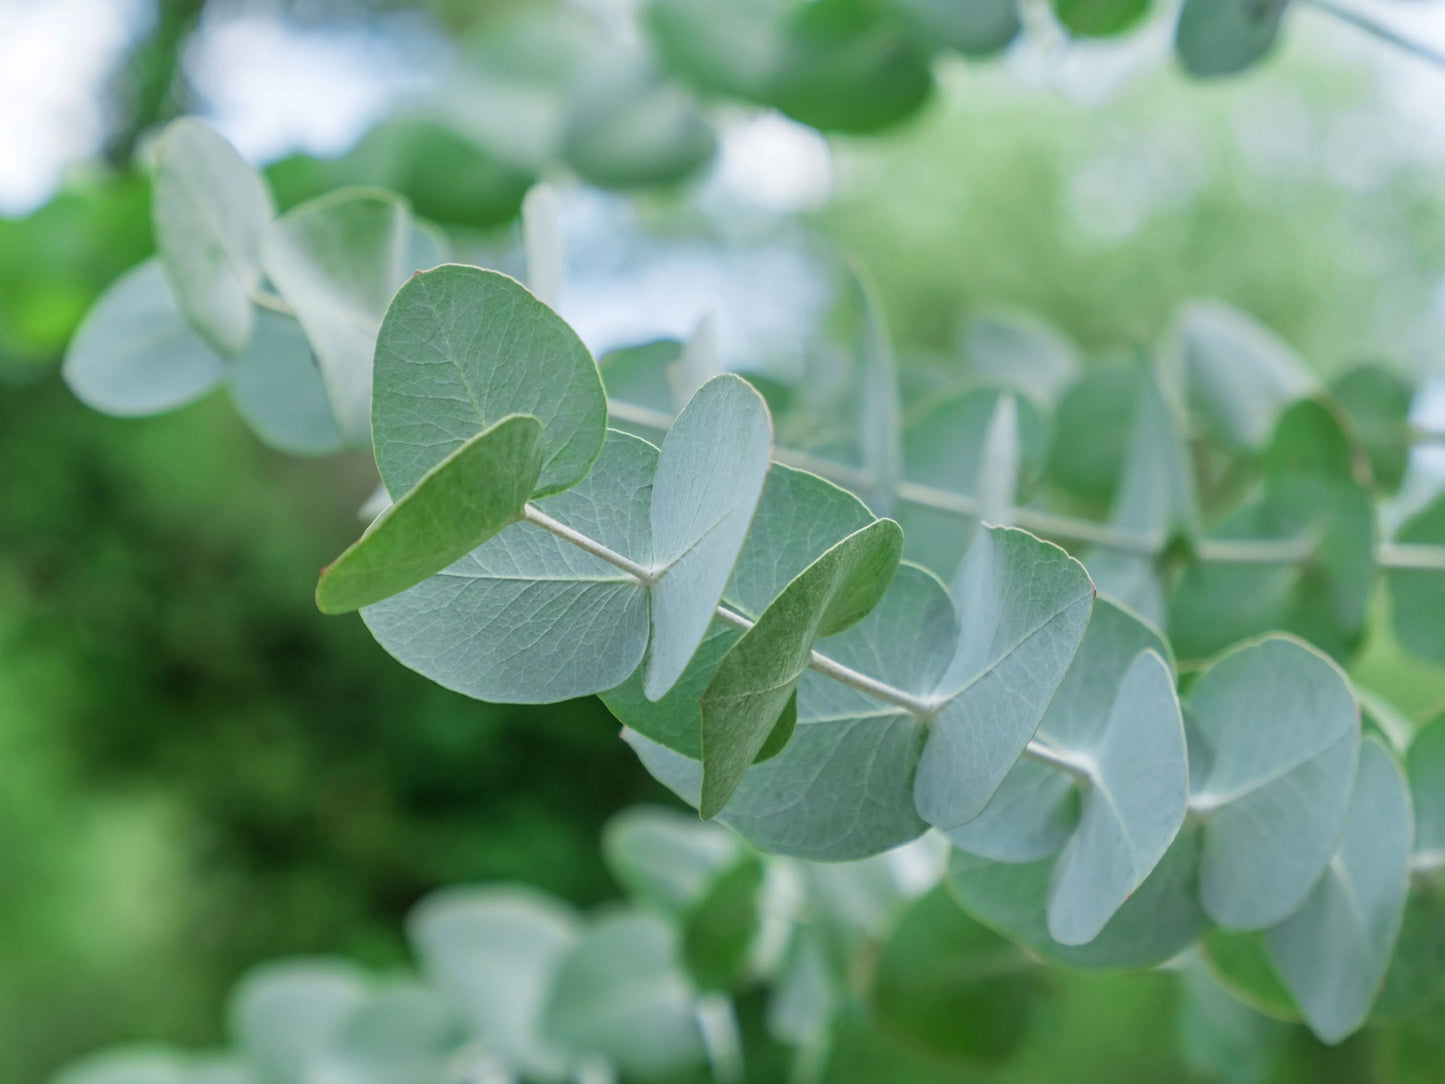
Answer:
[316, 415, 545, 614]
[62, 258, 225, 416]
[153, 119, 273, 356]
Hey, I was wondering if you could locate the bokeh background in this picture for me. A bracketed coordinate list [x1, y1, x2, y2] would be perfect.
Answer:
[9, 1, 1445, 1081]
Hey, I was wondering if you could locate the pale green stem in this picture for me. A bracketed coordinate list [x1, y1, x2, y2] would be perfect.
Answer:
[251, 288, 295, 316]
[1301, 0, 1445, 72]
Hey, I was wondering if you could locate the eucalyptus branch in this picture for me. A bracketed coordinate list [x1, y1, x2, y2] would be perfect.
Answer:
[1300, 0, 1445, 72]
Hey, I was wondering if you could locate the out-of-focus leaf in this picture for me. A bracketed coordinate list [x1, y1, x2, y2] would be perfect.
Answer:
[1202, 929, 1298, 1020]
[681, 856, 765, 991]
[869, 885, 1040, 1063]
[152, 119, 273, 356]
[62, 259, 225, 416]
[317, 984, 461, 1084]
[543, 910, 706, 1080]
[851, 261, 904, 515]
[890, 0, 1021, 55]
[228, 959, 369, 1084]
[602, 806, 741, 914]
[1176, 0, 1290, 78]
[1170, 400, 1375, 661]
[522, 183, 563, 309]
[962, 310, 1080, 407]
[1177, 959, 1289, 1084]
[228, 312, 343, 456]
[1047, 364, 1142, 506]
[647, 0, 788, 100]
[1388, 495, 1445, 665]
[407, 885, 579, 1079]
[1332, 363, 1413, 493]
[1053, 0, 1150, 38]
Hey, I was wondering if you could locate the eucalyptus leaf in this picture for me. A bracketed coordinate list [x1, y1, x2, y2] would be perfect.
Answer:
[228, 311, 343, 455]
[1176, 0, 1290, 78]
[370, 264, 607, 501]
[945, 825, 1207, 970]
[604, 461, 876, 757]
[851, 261, 903, 516]
[1046, 364, 1141, 506]
[869, 885, 1040, 1064]
[1187, 636, 1359, 930]
[975, 392, 1019, 527]
[363, 430, 654, 703]
[261, 189, 435, 446]
[624, 562, 950, 861]
[407, 885, 579, 1079]
[542, 910, 706, 1080]
[1332, 363, 1412, 493]
[914, 527, 1095, 831]
[645, 374, 773, 699]
[1407, 714, 1445, 863]
[1373, 883, 1445, 1020]
[682, 856, 765, 991]
[700, 518, 903, 817]
[228, 959, 369, 1084]
[153, 118, 273, 356]
[1201, 929, 1298, 1021]
[62, 258, 225, 416]
[1052, 0, 1150, 38]
[962, 309, 1080, 407]
[1170, 299, 1316, 450]
[647, 0, 788, 101]
[1170, 399, 1375, 662]
[317, 415, 545, 614]
[1265, 738, 1411, 1043]
[602, 806, 741, 914]
[317, 984, 461, 1084]
[889, 0, 1021, 56]
[1388, 494, 1445, 665]
[54, 1051, 247, 1084]
[1177, 959, 1289, 1084]
[665, 315, 720, 411]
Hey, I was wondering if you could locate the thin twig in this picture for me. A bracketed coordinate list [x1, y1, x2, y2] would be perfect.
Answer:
[1301, 0, 1445, 72]
[251, 288, 296, 316]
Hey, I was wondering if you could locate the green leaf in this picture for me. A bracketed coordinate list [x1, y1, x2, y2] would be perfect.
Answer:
[152, 118, 274, 356]
[1046, 364, 1142, 506]
[318, 984, 461, 1084]
[647, 0, 788, 101]
[363, 430, 654, 703]
[602, 806, 741, 914]
[623, 562, 949, 860]
[1388, 495, 1445, 665]
[561, 53, 717, 190]
[603, 461, 875, 756]
[228, 959, 369, 1084]
[1175, 0, 1289, 78]
[975, 392, 1020, 527]
[766, 0, 935, 133]
[1171, 299, 1316, 451]
[947, 601, 1185, 944]
[898, 383, 1048, 577]
[851, 260, 903, 516]
[682, 856, 765, 991]
[1332, 363, 1413, 493]
[962, 309, 1080, 407]
[1177, 959, 1290, 1084]
[1373, 883, 1445, 1019]
[665, 315, 721, 413]
[945, 598, 1165, 861]
[914, 527, 1095, 830]
[700, 518, 904, 817]
[1408, 714, 1445, 863]
[869, 885, 1040, 1064]
[889, 0, 1021, 56]
[1202, 929, 1299, 1021]
[1086, 363, 1196, 626]
[1047, 649, 1185, 945]
[261, 189, 439, 446]
[945, 826, 1207, 969]
[1170, 399, 1375, 661]
[768, 926, 838, 1044]
[227, 312, 343, 456]
[645, 375, 773, 699]
[371, 264, 607, 501]
[1265, 738, 1412, 1043]
[407, 885, 578, 1078]
[62, 258, 225, 416]
[1187, 636, 1359, 929]
[316, 415, 545, 614]
[599, 338, 681, 421]
[1052, 0, 1150, 37]
[542, 910, 706, 1079]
